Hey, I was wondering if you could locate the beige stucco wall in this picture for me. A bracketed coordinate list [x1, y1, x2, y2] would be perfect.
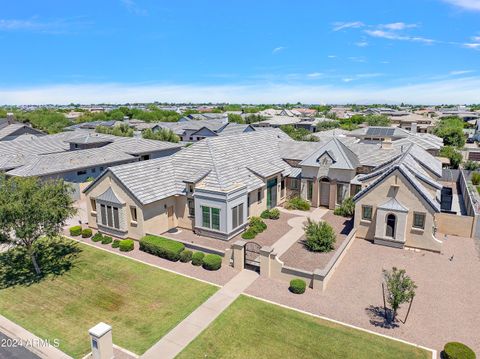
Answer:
[435, 212, 474, 238]
[354, 169, 441, 252]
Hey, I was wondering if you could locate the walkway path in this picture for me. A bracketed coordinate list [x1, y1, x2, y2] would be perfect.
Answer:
[273, 207, 328, 256]
[141, 269, 259, 359]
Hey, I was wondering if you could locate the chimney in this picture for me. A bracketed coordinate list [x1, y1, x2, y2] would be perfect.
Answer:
[381, 137, 393, 150]
[411, 122, 417, 133]
[6, 112, 14, 124]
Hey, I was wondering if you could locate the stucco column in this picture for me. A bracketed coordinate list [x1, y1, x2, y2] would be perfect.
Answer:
[89, 322, 114, 359]
[313, 269, 325, 292]
[312, 177, 319, 207]
[329, 180, 337, 210]
[259, 246, 273, 277]
[232, 240, 246, 269]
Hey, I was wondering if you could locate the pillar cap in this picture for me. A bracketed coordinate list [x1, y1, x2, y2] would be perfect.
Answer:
[89, 322, 112, 338]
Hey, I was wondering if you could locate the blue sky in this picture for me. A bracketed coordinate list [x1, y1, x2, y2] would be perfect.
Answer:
[1, 0, 480, 104]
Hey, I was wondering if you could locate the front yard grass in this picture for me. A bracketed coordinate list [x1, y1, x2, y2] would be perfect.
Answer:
[0, 241, 218, 358]
[177, 295, 430, 359]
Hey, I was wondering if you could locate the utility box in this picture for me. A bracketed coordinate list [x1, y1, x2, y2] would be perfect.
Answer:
[89, 322, 114, 359]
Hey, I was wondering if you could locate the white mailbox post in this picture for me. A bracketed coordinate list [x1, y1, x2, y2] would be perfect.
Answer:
[89, 322, 114, 359]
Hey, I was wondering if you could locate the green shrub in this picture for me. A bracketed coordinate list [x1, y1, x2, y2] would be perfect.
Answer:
[179, 250, 193, 263]
[69, 225, 82, 236]
[81, 228, 93, 238]
[191, 251, 205, 266]
[85, 176, 95, 182]
[289, 279, 307, 294]
[101, 236, 113, 245]
[249, 216, 267, 234]
[202, 254, 222, 270]
[91, 232, 103, 242]
[241, 229, 256, 240]
[269, 208, 280, 219]
[443, 342, 476, 359]
[119, 239, 134, 252]
[112, 239, 120, 248]
[285, 197, 310, 211]
[139, 235, 185, 261]
[472, 172, 480, 185]
[260, 210, 270, 219]
[304, 219, 336, 252]
[334, 197, 355, 217]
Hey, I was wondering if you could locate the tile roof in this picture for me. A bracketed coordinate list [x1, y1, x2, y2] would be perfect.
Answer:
[97, 187, 125, 205]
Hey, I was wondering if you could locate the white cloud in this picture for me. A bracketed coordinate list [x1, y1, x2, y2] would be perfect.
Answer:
[450, 70, 475, 75]
[380, 22, 417, 30]
[327, 55, 337, 58]
[332, 21, 364, 31]
[272, 46, 286, 53]
[4, 77, 480, 105]
[355, 41, 368, 47]
[442, 0, 480, 11]
[0, 18, 87, 33]
[307, 72, 323, 78]
[365, 29, 435, 43]
[121, 0, 148, 16]
[463, 42, 480, 49]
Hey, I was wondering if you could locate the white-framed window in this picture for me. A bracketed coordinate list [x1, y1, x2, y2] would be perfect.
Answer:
[413, 212, 425, 229]
[201, 206, 220, 230]
[130, 206, 137, 222]
[290, 178, 299, 190]
[90, 198, 97, 213]
[362, 205, 372, 221]
[232, 203, 244, 229]
[336, 183, 348, 204]
[100, 204, 120, 229]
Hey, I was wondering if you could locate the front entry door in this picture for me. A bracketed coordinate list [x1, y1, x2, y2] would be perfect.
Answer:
[320, 181, 330, 207]
[167, 206, 175, 229]
[267, 178, 278, 209]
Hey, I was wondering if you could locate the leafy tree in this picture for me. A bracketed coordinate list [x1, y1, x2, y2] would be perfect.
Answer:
[464, 160, 480, 171]
[303, 219, 336, 252]
[433, 117, 465, 148]
[96, 123, 134, 137]
[315, 121, 340, 132]
[333, 197, 355, 217]
[227, 113, 245, 124]
[440, 146, 463, 169]
[365, 114, 391, 127]
[0, 176, 76, 275]
[383, 267, 417, 321]
[14, 109, 72, 133]
[142, 128, 180, 143]
[244, 114, 266, 124]
[281, 125, 319, 141]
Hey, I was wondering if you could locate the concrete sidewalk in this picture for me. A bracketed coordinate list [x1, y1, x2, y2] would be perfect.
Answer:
[141, 269, 258, 359]
[273, 207, 328, 256]
[0, 315, 72, 359]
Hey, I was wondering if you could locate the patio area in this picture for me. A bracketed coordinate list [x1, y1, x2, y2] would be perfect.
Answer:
[279, 211, 354, 271]
[246, 234, 480, 355]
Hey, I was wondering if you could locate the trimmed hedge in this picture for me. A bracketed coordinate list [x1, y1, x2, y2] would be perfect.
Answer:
[112, 239, 120, 248]
[139, 235, 185, 261]
[91, 232, 103, 242]
[261, 208, 280, 220]
[119, 239, 134, 252]
[101, 236, 113, 245]
[285, 197, 310, 211]
[202, 254, 222, 271]
[191, 252, 205, 266]
[81, 229, 93, 238]
[249, 217, 267, 234]
[443, 342, 476, 359]
[241, 229, 256, 240]
[69, 225, 82, 236]
[289, 279, 307, 294]
[179, 250, 193, 263]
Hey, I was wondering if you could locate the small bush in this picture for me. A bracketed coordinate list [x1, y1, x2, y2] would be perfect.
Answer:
[260, 210, 270, 219]
[69, 225, 82, 236]
[202, 254, 222, 270]
[191, 251, 205, 266]
[443, 342, 476, 359]
[91, 232, 103, 242]
[81, 228, 93, 238]
[139, 235, 185, 261]
[249, 216, 267, 234]
[334, 197, 355, 217]
[119, 239, 134, 252]
[241, 229, 256, 240]
[285, 197, 310, 211]
[261, 208, 280, 220]
[472, 172, 480, 185]
[304, 219, 336, 252]
[289, 279, 306, 294]
[101, 236, 113, 245]
[112, 239, 120, 248]
[179, 250, 193, 263]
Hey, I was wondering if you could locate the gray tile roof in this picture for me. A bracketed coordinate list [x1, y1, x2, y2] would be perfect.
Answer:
[377, 198, 409, 212]
[97, 187, 125, 205]
[0, 123, 44, 140]
[299, 137, 360, 170]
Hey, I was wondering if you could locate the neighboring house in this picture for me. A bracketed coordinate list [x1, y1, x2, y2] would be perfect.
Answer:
[84, 130, 456, 252]
[389, 114, 435, 133]
[254, 116, 303, 128]
[0, 114, 45, 141]
[0, 131, 182, 182]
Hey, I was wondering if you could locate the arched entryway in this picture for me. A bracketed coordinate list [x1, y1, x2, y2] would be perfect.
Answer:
[319, 178, 330, 207]
[386, 214, 396, 238]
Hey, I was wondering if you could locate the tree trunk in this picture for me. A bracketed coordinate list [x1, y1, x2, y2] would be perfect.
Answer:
[31, 252, 41, 276]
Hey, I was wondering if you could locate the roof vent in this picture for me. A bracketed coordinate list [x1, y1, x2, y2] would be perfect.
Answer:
[381, 137, 393, 150]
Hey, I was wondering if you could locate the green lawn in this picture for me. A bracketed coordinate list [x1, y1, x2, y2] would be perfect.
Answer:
[0, 242, 217, 358]
[177, 295, 430, 359]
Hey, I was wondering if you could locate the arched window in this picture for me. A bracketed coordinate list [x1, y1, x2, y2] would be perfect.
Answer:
[386, 214, 396, 238]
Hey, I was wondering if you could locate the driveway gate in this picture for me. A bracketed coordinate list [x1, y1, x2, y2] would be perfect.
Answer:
[244, 241, 261, 271]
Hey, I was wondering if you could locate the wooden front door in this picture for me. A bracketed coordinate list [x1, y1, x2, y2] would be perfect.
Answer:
[167, 206, 175, 229]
